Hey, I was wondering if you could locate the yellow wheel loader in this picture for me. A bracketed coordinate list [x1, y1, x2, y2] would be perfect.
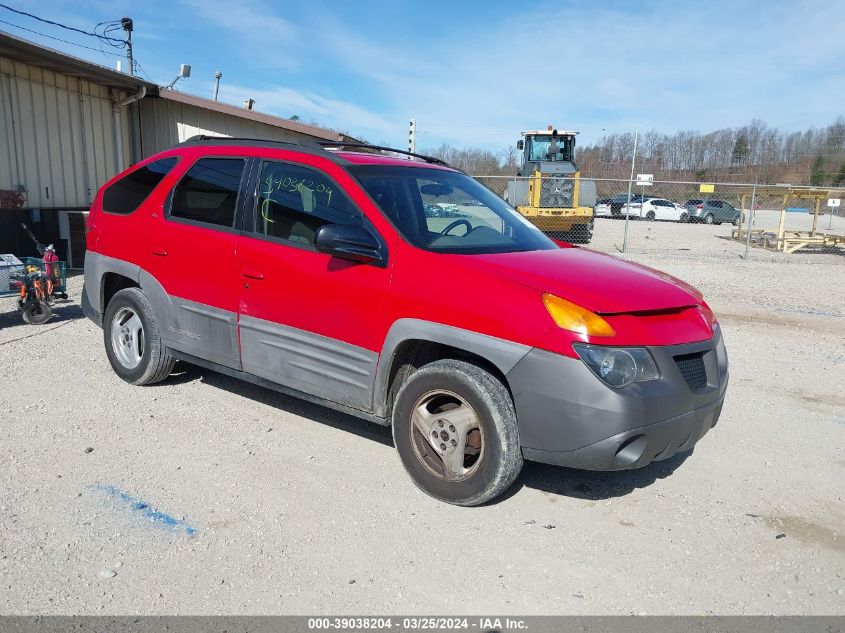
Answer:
[506, 126, 596, 243]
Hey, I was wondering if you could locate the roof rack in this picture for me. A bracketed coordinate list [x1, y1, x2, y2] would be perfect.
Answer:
[177, 135, 455, 170]
[317, 142, 452, 168]
[179, 135, 325, 151]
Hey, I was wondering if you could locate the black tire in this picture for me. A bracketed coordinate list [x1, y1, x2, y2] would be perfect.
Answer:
[103, 287, 175, 386]
[645, 211, 655, 221]
[731, 216, 740, 226]
[392, 359, 523, 506]
[21, 300, 52, 325]
[679, 212, 689, 223]
[561, 220, 593, 244]
[704, 213, 714, 224]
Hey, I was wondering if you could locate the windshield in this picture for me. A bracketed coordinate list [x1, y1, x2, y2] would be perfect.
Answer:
[348, 166, 557, 254]
[527, 135, 574, 162]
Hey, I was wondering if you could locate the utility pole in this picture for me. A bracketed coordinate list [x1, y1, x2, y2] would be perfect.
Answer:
[213, 71, 222, 101]
[408, 119, 416, 156]
[622, 128, 639, 253]
[121, 17, 134, 76]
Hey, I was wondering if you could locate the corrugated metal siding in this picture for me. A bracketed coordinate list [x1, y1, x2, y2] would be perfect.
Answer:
[0, 58, 131, 209]
[139, 99, 318, 158]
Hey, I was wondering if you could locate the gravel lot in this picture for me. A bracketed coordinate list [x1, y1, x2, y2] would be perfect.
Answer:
[0, 223, 843, 615]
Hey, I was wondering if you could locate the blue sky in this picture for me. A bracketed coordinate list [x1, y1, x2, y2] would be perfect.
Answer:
[3, 0, 844, 151]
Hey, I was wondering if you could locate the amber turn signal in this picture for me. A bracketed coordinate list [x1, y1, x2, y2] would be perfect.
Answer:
[542, 293, 615, 337]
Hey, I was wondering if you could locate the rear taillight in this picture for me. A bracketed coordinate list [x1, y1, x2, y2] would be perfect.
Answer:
[695, 204, 703, 209]
[85, 202, 99, 250]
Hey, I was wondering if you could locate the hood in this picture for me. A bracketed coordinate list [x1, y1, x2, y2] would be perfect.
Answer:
[465, 248, 702, 314]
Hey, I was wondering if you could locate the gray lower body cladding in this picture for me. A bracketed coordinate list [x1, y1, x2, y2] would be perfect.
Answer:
[81, 285, 102, 327]
[522, 398, 722, 470]
[506, 334, 727, 470]
[239, 314, 378, 412]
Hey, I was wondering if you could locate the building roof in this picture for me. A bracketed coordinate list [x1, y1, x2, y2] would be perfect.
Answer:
[155, 89, 345, 142]
[0, 31, 156, 91]
[0, 31, 358, 142]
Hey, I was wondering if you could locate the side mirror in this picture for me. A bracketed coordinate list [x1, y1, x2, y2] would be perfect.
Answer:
[516, 140, 524, 150]
[315, 224, 384, 265]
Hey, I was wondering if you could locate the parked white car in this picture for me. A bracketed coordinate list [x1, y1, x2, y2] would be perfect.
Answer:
[594, 198, 612, 217]
[620, 198, 689, 222]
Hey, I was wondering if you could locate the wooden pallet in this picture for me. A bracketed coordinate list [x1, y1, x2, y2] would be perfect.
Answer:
[731, 228, 845, 253]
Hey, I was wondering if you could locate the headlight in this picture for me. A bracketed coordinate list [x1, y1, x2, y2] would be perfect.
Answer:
[573, 344, 660, 389]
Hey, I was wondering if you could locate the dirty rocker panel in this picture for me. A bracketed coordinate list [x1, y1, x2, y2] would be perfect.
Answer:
[138, 270, 241, 370]
[167, 349, 389, 426]
[239, 314, 378, 412]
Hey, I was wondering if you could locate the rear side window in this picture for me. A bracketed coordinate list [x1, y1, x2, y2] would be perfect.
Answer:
[102, 157, 178, 214]
[170, 158, 246, 228]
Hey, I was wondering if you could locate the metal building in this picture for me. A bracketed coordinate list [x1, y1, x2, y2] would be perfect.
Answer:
[0, 32, 350, 268]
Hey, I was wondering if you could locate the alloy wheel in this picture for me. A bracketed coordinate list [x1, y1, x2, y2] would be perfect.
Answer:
[110, 307, 145, 369]
[409, 389, 484, 482]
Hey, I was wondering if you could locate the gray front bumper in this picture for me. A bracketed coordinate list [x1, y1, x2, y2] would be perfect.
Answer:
[506, 333, 728, 471]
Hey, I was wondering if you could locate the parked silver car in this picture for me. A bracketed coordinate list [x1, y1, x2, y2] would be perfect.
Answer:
[684, 199, 741, 225]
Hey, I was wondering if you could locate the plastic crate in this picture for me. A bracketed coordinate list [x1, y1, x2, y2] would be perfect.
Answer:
[0, 257, 68, 297]
[0, 255, 24, 297]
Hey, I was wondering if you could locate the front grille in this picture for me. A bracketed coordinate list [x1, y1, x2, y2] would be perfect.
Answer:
[674, 352, 707, 390]
[539, 178, 574, 207]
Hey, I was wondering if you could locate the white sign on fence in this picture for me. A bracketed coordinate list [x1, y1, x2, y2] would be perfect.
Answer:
[636, 174, 654, 186]
[828, 198, 841, 208]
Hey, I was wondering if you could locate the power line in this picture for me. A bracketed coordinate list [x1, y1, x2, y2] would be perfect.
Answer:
[132, 59, 155, 83]
[0, 2, 124, 45]
[0, 18, 117, 54]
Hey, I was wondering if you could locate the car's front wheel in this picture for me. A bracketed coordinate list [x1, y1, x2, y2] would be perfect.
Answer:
[103, 287, 175, 385]
[679, 212, 689, 223]
[392, 359, 523, 506]
[645, 211, 655, 221]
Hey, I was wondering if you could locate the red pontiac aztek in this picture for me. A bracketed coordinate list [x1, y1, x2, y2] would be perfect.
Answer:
[82, 137, 728, 505]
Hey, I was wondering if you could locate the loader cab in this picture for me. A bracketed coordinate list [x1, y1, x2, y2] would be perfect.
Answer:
[517, 129, 577, 176]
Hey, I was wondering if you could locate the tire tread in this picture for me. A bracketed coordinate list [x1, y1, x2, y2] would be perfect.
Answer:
[392, 359, 523, 506]
[104, 287, 175, 386]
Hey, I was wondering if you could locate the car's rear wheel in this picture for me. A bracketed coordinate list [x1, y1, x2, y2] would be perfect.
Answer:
[392, 359, 523, 506]
[704, 213, 715, 224]
[103, 287, 175, 385]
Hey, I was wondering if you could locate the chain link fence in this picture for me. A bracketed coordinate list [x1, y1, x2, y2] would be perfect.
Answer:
[474, 175, 845, 258]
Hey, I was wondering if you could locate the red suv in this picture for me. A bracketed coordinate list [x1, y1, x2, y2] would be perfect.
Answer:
[82, 137, 728, 506]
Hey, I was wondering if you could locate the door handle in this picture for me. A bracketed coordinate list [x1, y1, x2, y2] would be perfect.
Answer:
[242, 269, 264, 280]
[151, 247, 168, 256]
